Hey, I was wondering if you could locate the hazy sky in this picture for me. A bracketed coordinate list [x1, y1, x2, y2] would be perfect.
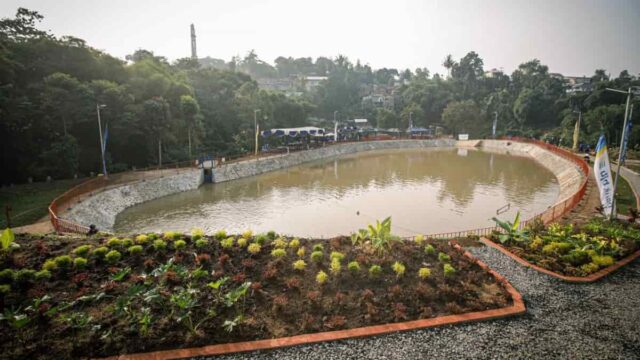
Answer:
[2, 0, 639, 77]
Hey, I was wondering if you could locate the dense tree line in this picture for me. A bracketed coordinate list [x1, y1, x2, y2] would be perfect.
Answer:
[1, 8, 639, 184]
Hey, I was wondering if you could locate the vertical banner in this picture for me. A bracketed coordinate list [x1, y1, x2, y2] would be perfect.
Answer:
[572, 115, 580, 151]
[492, 118, 497, 138]
[620, 109, 633, 163]
[594, 135, 614, 216]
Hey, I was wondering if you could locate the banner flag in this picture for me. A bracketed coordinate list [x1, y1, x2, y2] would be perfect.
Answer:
[620, 110, 633, 163]
[594, 135, 614, 216]
[102, 122, 109, 156]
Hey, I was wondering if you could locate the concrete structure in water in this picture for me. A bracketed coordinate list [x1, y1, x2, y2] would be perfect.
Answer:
[64, 139, 586, 232]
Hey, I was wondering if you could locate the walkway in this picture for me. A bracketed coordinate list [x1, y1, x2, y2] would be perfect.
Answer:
[620, 165, 640, 204]
[204, 245, 640, 360]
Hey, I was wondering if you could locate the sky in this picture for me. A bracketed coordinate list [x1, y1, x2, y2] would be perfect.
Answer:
[2, 0, 639, 77]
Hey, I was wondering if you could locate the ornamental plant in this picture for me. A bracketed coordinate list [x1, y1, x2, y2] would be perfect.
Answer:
[491, 211, 530, 244]
[273, 238, 287, 249]
[191, 228, 205, 240]
[163, 231, 181, 241]
[93, 246, 108, 258]
[312, 243, 324, 252]
[330, 251, 345, 262]
[368, 264, 382, 277]
[348, 261, 361, 272]
[292, 259, 306, 271]
[195, 239, 208, 248]
[247, 243, 261, 255]
[128, 245, 143, 255]
[174, 240, 187, 250]
[418, 267, 431, 279]
[153, 239, 167, 251]
[438, 252, 451, 263]
[316, 270, 328, 284]
[107, 237, 123, 248]
[35, 270, 51, 281]
[330, 258, 341, 275]
[105, 250, 122, 264]
[214, 230, 227, 240]
[288, 238, 300, 248]
[122, 238, 134, 247]
[13, 269, 36, 283]
[221, 237, 234, 248]
[424, 244, 435, 255]
[267, 230, 277, 240]
[296, 247, 305, 258]
[42, 259, 57, 271]
[414, 234, 425, 245]
[135, 234, 149, 245]
[73, 257, 88, 269]
[236, 238, 248, 247]
[391, 261, 405, 278]
[591, 255, 614, 267]
[271, 248, 286, 258]
[443, 263, 456, 277]
[73, 245, 92, 257]
[310, 251, 323, 263]
[242, 230, 253, 240]
[54, 255, 72, 269]
[254, 234, 268, 245]
[0, 269, 13, 283]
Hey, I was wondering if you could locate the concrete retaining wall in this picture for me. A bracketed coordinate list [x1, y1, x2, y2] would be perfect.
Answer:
[65, 169, 203, 231]
[61, 139, 585, 233]
[212, 139, 457, 183]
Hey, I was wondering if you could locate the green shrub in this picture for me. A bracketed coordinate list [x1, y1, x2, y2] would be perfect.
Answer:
[580, 262, 600, 274]
[128, 245, 143, 255]
[254, 234, 268, 245]
[0, 284, 10, 295]
[163, 231, 181, 241]
[316, 270, 328, 284]
[191, 228, 205, 240]
[242, 230, 253, 240]
[42, 259, 57, 271]
[35, 270, 51, 281]
[424, 244, 435, 255]
[542, 242, 574, 255]
[13, 269, 36, 283]
[92, 246, 109, 258]
[443, 263, 456, 277]
[247, 243, 261, 255]
[220, 237, 234, 248]
[174, 239, 187, 250]
[414, 234, 425, 245]
[560, 249, 589, 266]
[73, 257, 88, 269]
[438, 252, 451, 263]
[0, 269, 14, 283]
[288, 238, 300, 248]
[267, 230, 277, 240]
[147, 233, 158, 240]
[271, 248, 286, 258]
[214, 230, 227, 240]
[391, 261, 405, 277]
[368, 264, 382, 277]
[135, 234, 149, 245]
[107, 237, 123, 248]
[195, 239, 209, 248]
[54, 255, 72, 269]
[191, 267, 209, 279]
[273, 237, 288, 249]
[293, 259, 306, 271]
[591, 255, 615, 267]
[236, 238, 248, 247]
[347, 261, 361, 272]
[105, 250, 122, 264]
[296, 247, 305, 257]
[330, 251, 345, 262]
[418, 267, 431, 279]
[312, 243, 324, 252]
[122, 238, 134, 247]
[330, 258, 341, 274]
[153, 239, 167, 251]
[310, 250, 323, 263]
[73, 245, 92, 257]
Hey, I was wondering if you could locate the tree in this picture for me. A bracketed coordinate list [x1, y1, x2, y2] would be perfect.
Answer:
[442, 54, 455, 78]
[442, 100, 486, 137]
[180, 95, 201, 157]
[40, 135, 79, 178]
[375, 108, 398, 128]
[140, 97, 172, 166]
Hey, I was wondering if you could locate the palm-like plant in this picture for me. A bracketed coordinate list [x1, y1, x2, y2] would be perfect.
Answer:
[491, 211, 529, 244]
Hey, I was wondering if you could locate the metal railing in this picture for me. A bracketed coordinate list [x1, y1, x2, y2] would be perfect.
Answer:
[48, 138, 589, 236]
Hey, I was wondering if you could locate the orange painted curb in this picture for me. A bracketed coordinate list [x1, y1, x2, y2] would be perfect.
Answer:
[96, 246, 525, 360]
[480, 237, 640, 283]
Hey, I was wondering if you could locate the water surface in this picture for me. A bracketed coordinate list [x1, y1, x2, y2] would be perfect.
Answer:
[115, 148, 559, 237]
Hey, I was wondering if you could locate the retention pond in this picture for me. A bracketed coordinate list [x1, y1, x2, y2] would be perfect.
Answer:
[114, 148, 559, 237]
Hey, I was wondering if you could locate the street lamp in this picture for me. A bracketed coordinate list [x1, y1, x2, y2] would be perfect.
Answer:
[96, 104, 108, 180]
[254, 109, 261, 156]
[605, 86, 639, 219]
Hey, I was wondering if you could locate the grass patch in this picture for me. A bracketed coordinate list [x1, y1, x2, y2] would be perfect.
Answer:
[612, 172, 636, 215]
[0, 179, 83, 228]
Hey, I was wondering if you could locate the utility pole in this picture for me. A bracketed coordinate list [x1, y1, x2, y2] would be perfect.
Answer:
[96, 104, 108, 179]
[607, 87, 636, 220]
[254, 109, 261, 156]
[333, 111, 338, 142]
[190, 24, 197, 60]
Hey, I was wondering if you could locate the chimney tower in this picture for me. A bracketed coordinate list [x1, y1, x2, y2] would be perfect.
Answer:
[190, 24, 197, 60]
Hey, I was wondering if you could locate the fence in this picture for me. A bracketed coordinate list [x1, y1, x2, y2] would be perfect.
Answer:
[49, 138, 589, 236]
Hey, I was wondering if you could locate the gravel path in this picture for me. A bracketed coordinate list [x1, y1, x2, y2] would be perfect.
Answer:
[200, 246, 640, 360]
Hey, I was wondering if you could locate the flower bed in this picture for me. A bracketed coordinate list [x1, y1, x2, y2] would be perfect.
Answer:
[0, 229, 522, 359]
[486, 217, 640, 280]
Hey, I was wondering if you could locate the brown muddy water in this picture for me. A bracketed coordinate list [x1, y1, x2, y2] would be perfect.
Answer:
[114, 148, 559, 237]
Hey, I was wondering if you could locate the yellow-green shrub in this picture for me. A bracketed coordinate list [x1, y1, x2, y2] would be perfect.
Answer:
[369, 264, 382, 277]
[529, 236, 544, 250]
[191, 228, 205, 240]
[35, 270, 51, 281]
[54, 255, 72, 269]
[13, 269, 36, 283]
[105, 250, 121, 264]
[414, 234, 425, 245]
[316, 270, 328, 284]
[153, 239, 167, 251]
[195, 239, 208, 248]
[236, 238, 248, 247]
[248, 243, 261, 254]
[273, 237, 288, 249]
[591, 255, 615, 267]
[172, 240, 185, 251]
[271, 248, 286, 258]
[424, 244, 435, 255]
[42, 259, 57, 271]
[128, 245, 143, 255]
[418, 267, 431, 279]
[122, 238, 134, 247]
[347, 261, 360, 272]
[296, 247, 305, 257]
[135, 234, 149, 245]
[254, 234, 268, 244]
[443, 263, 456, 277]
[163, 231, 181, 241]
[438, 252, 451, 263]
[330, 258, 341, 274]
[310, 251, 323, 263]
[73, 245, 92, 257]
[330, 251, 345, 262]
[288, 238, 300, 248]
[221, 237, 234, 248]
[392, 261, 405, 277]
[0, 269, 13, 283]
[312, 243, 324, 252]
[293, 259, 306, 271]
[107, 237, 123, 248]
[214, 230, 227, 240]
[73, 257, 88, 269]
[580, 262, 600, 274]
[92, 246, 109, 258]
[242, 230, 253, 240]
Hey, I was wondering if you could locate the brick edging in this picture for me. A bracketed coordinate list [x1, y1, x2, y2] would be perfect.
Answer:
[480, 237, 640, 283]
[97, 246, 525, 360]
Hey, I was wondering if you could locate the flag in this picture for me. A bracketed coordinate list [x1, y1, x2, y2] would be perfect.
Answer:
[572, 115, 580, 151]
[492, 117, 497, 137]
[594, 135, 614, 216]
[102, 122, 109, 156]
[620, 110, 633, 163]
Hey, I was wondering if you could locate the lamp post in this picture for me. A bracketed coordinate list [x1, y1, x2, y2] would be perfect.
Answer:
[254, 109, 261, 156]
[605, 86, 638, 220]
[96, 104, 108, 180]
